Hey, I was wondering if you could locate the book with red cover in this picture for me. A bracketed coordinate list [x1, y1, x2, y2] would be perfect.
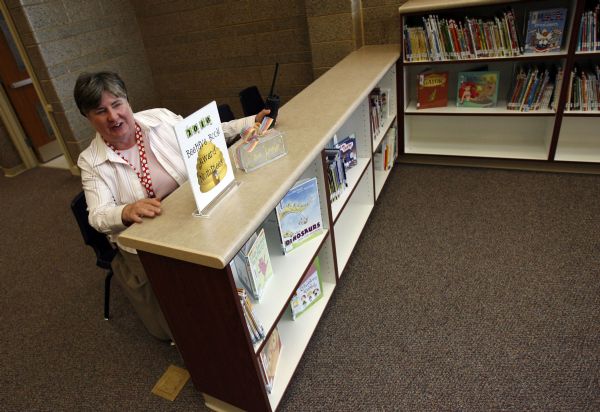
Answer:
[417, 71, 449, 109]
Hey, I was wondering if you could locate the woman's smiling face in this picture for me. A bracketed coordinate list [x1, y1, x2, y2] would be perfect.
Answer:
[86, 91, 136, 149]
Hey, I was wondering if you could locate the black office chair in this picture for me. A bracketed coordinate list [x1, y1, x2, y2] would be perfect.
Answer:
[71, 191, 117, 320]
[239, 86, 265, 116]
[218, 103, 235, 122]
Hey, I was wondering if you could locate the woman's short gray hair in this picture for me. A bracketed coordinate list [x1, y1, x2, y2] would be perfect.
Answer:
[73, 71, 128, 116]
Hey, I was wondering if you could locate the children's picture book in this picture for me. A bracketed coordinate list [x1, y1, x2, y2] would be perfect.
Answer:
[275, 177, 323, 254]
[290, 257, 323, 320]
[174, 101, 235, 214]
[524, 8, 567, 53]
[456, 71, 499, 108]
[231, 228, 273, 301]
[259, 327, 282, 393]
[334, 134, 358, 170]
[417, 71, 449, 109]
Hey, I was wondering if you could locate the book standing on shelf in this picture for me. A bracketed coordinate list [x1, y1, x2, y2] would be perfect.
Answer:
[259, 327, 282, 394]
[231, 228, 274, 300]
[417, 70, 449, 109]
[290, 257, 323, 320]
[456, 71, 499, 108]
[523, 8, 567, 53]
[324, 148, 348, 203]
[237, 288, 265, 344]
[275, 177, 323, 254]
[369, 88, 389, 139]
[334, 134, 358, 170]
[374, 125, 397, 171]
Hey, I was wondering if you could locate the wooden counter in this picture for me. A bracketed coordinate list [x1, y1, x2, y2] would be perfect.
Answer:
[118, 44, 400, 269]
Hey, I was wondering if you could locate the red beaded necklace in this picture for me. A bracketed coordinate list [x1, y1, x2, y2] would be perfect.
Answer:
[104, 123, 156, 198]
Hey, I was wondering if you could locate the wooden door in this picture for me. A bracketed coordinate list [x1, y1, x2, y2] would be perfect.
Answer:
[0, 14, 59, 162]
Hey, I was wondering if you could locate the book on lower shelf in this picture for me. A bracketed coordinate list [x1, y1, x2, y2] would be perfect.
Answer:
[507, 65, 558, 112]
[275, 177, 324, 254]
[259, 327, 282, 394]
[374, 124, 397, 171]
[523, 8, 567, 54]
[230, 228, 273, 300]
[290, 257, 323, 320]
[456, 71, 499, 108]
[417, 70, 449, 109]
[369, 87, 390, 138]
[334, 134, 358, 170]
[237, 288, 265, 344]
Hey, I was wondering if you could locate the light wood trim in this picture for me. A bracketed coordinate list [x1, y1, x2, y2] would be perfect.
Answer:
[399, 0, 520, 14]
[0, 2, 78, 175]
[0, 82, 37, 169]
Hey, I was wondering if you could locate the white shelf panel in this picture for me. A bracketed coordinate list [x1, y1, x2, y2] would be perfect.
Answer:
[373, 114, 398, 150]
[330, 157, 370, 221]
[250, 228, 329, 352]
[375, 165, 393, 199]
[266, 280, 336, 410]
[555, 117, 600, 162]
[405, 100, 555, 115]
[334, 203, 373, 274]
[405, 115, 552, 160]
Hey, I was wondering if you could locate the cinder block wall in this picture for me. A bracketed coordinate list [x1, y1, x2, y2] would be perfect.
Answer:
[5, 0, 404, 164]
[132, 0, 314, 119]
[5, 0, 158, 163]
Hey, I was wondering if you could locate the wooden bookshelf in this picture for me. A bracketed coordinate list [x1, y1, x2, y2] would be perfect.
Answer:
[399, 0, 600, 168]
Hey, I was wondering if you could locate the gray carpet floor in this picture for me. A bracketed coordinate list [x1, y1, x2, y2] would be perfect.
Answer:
[1, 164, 598, 411]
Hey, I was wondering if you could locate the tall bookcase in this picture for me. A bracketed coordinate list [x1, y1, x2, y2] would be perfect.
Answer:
[119, 45, 399, 412]
[398, 0, 600, 169]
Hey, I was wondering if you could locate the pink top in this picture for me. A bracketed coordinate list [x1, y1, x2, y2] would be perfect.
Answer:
[119, 133, 179, 200]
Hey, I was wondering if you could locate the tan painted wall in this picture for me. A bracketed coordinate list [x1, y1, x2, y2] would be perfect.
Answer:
[131, 0, 314, 118]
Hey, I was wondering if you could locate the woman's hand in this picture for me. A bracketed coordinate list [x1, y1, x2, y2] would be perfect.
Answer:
[254, 109, 271, 124]
[122, 198, 162, 225]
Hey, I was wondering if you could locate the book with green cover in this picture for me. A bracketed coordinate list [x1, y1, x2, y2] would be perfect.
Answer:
[275, 177, 323, 254]
[231, 228, 273, 301]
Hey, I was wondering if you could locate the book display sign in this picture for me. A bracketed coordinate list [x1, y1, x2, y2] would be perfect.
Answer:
[275, 177, 323, 254]
[174, 101, 235, 215]
[524, 8, 567, 53]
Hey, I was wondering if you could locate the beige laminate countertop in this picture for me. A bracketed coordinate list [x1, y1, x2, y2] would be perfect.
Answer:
[118, 44, 400, 269]
[399, 0, 520, 14]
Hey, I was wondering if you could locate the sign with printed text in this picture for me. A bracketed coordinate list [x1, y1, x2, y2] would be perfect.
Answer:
[174, 101, 235, 214]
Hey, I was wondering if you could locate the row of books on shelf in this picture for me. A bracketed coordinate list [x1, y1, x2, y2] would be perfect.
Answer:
[417, 66, 562, 111]
[404, 7, 567, 61]
[566, 65, 600, 111]
[577, 1, 600, 52]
